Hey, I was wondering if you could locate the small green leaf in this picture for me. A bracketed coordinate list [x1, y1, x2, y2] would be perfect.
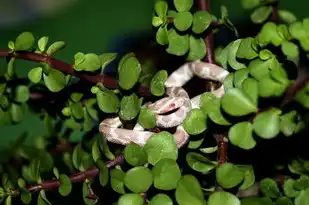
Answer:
[238, 165, 256, 190]
[248, 58, 271, 80]
[28, 67, 43, 83]
[10, 103, 25, 123]
[124, 143, 148, 166]
[278, 10, 297, 24]
[294, 187, 309, 205]
[118, 193, 144, 205]
[183, 109, 207, 135]
[253, 108, 281, 139]
[275, 197, 294, 205]
[283, 179, 299, 197]
[187, 36, 207, 61]
[124, 166, 153, 193]
[97, 160, 109, 187]
[280, 111, 299, 137]
[281, 41, 299, 58]
[37, 190, 52, 205]
[58, 174, 72, 196]
[192, 11, 212, 34]
[236, 37, 258, 60]
[152, 17, 163, 27]
[15, 32, 35, 51]
[20, 189, 32, 204]
[74, 53, 101, 72]
[110, 168, 126, 194]
[14, 85, 29, 103]
[156, 25, 169, 45]
[149, 194, 173, 205]
[186, 152, 217, 174]
[228, 122, 256, 150]
[37, 36, 49, 52]
[257, 22, 284, 46]
[227, 39, 247, 70]
[152, 159, 181, 190]
[46, 41, 65, 55]
[173, 0, 193, 12]
[175, 175, 206, 205]
[43, 69, 66, 92]
[82, 182, 96, 205]
[155, 0, 168, 18]
[216, 163, 245, 189]
[119, 94, 140, 120]
[242, 78, 259, 105]
[144, 131, 178, 165]
[251, 6, 272, 24]
[221, 88, 258, 116]
[137, 107, 156, 129]
[166, 29, 190, 56]
[174, 11, 193, 31]
[260, 178, 281, 198]
[188, 138, 204, 149]
[208, 191, 241, 205]
[118, 54, 141, 90]
[99, 53, 117, 72]
[96, 89, 120, 113]
[150, 70, 168, 96]
[241, 0, 260, 9]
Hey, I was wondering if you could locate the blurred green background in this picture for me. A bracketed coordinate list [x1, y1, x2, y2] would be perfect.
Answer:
[0, 0, 308, 148]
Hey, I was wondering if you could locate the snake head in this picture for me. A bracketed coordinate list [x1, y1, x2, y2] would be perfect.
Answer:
[147, 97, 185, 114]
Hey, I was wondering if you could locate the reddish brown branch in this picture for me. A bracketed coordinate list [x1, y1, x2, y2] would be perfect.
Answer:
[25, 154, 124, 194]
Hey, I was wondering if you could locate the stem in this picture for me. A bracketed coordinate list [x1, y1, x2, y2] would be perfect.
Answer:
[0, 50, 149, 96]
[22, 154, 124, 194]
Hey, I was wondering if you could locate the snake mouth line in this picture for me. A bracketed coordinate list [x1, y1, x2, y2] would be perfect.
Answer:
[160, 107, 181, 115]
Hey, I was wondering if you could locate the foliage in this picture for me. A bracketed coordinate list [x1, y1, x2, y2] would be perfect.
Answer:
[0, 0, 309, 205]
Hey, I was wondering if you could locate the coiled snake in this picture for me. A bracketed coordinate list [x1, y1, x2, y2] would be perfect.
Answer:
[99, 60, 230, 148]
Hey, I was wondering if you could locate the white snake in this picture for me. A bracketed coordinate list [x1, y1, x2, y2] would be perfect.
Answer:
[99, 60, 230, 148]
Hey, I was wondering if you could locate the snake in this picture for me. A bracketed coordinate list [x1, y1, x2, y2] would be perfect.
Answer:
[99, 60, 230, 148]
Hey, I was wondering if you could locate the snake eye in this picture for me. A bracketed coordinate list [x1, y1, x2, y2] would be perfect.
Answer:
[169, 103, 175, 108]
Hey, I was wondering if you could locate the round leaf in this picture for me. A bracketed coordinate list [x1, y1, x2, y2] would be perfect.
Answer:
[119, 94, 140, 120]
[228, 122, 256, 150]
[166, 29, 190, 56]
[216, 163, 244, 189]
[250, 6, 272, 24]
[118, 194, 144, 205]
[150, 70, 168, 96]
[241, 0, 260, 9]
[156, 25, 169, 45]
[187, 36, 207, 61]
[124, 166, 153, 193]
[208, 191, 241, 205]
[118, 55, 141, 90]
[278, 10, 297, 24]
[110, 168, 126, 194]
[155, 0, 168, 18]
[236, 37, 258, 60]
[253, 108, 281, 139]
[260, 178, 281, 198]
[14, 85, 30, 103]
[37, 36, 49, 52]
[15, 32, 35, 51]
[43, 69, 66, 92]
[28, 67, 43, 83]
[173, 0, 193, 12]
[124, 143, 148, 166]
[58, 174, 72, 196]
[221, 88, 258, 116]
[186, 152, 217, 174]
[174, 11, 193, 31]
[192, 11, 212, 34]
[96, 89, 120, 113]
[152, 159, 181, 190]
[227, 40, 247, 70]
[183, 109, 207, 135]
[295, 187, 309, 205]
[144, 131, 178, 165]
[281, 41, 299, 58]
[149, 194, 173, 205]
[46, 41, 66, 55]
[137, 107, 156, 129]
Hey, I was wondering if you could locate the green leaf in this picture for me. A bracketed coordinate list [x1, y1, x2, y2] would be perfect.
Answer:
[46, 41, 65, 55]
[188, 138, 204, 149]
[28, 67, 43, 84]
[10, 103, 25, 123]
[278, 10, 297, 24]
[96, 89, 120, 113]
[97, 160, 109, 187]
[82, 182, 96, 205]
[43, 69, 66, 92]
[118, 54, 141, 90]
[236, 37, 259, 59]
[71, 103, 84, 119]
[156, 25, 169, 45]
[216, 163, 245, 189]
[166, 29, 190, 56]
[119, 94, 140, 120]
[137, 107, 156, 129]
[174, 11, 193, 31]
[144, 131, 178, 165]
[228, 122, 256, 150]
[283, 179, 299, 197]
[173, 0, 193, 12]
[99, 53, 117, 72]
[241, 0, 260, 9]
[149, 194, 173, 205]
[110, 168, 126, 194]
[37, 190, 51, 205]
[152, 159, 181, 190]
[251, 6, 272, 24]
[37, 36, 49, 52]
[186, 152, 217, 174]
[14, 32, 35, 51]
[260, 178, 281, 198]
[233, 68, 249, 89]
[20, 189, 32, 204]
[221, 88, 258, 116]
[294, 175, 309, 190]
[192, 11, 212, 34]
[280, 111, 299, 137]
[294, 187, 309, 205]
[257, 22, 284, 46]
[74, 53, 101, 72]
[154, 0, 168, 18]
[58, 174, 72, 196]
[208, 191, 241, 205]
[124, 166, 153, 193]
[175, 175, 206, 205]
[275, 197, 294, 205]
[187, 36, 207, 61]
[124, 143, 148, 166]
[242, 78, 259, 105]
[72, 144, 85, 170]
[238, 165, 256, 190]
[253, 108, 281, 139]
[248, 58, 271, 80]
[228, 39, 247, 70]
[118, 193, 144, 205]
[200, 146, 218, 154]
[183, 109, 207, 135]
[281, 41, 299, 58]
[150, 70, 168, 96]
[14, 85, 29, 103]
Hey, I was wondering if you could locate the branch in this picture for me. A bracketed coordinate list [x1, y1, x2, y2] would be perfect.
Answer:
[20, 154, 124, 194]
[0, 50, 149, 96]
